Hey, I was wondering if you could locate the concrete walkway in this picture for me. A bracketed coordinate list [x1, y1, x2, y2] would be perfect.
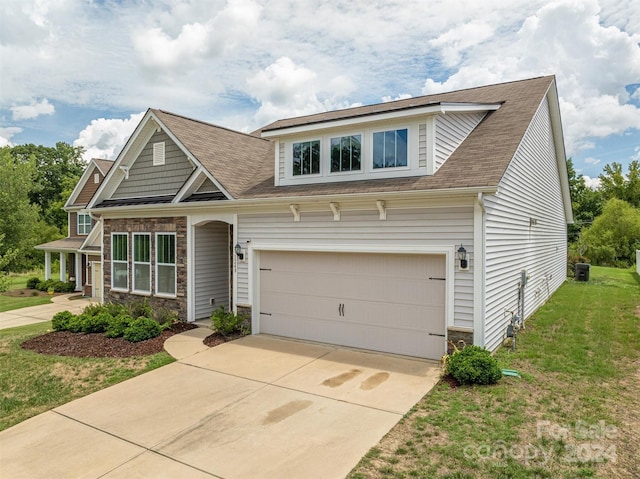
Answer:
[0, 334, 441, 479]
[0, 294, 92, 330]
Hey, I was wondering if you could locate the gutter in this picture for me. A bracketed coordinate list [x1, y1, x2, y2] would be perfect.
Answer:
[90, 186, 498, 216]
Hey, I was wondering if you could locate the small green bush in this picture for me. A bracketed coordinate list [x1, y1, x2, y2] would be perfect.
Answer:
[37, 279, 75, 293]
[104, 302, 129, 317]
[446, 345, 502, 385]
[0, 274, 10, 293]
[123, 317, 162, 342]
[26, 277, 41, 289]
[105, 313, 134, 338]
[80, 311, 112, 334]
[51, 311, 75, 331]
[153, 307, 179, 330]
[211, 306, 249, 337]
[128, 299, 153, 319]
[66, 314, 87, 333]
[82, 303, 110, 317]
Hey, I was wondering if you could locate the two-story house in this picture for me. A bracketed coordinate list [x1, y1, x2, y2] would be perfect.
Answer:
[35, 158, 114, 299]
[81, 75, 571, 360]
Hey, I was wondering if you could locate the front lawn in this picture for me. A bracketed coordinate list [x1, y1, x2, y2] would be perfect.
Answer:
[0, 270, 52, 312]
[349, 266, 640, 479]
[0, 322, 175, 431]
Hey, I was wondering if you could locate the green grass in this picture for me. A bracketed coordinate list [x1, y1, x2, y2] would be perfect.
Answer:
[0, 322, 175, 431]
[349, 266, 640, 479]
[0, 270, 53, 312]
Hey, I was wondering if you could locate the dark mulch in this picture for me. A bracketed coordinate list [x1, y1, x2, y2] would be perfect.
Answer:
[3, 288, 61, 298]
[21, 322, 199, 358]
[203, 331, 246, 347]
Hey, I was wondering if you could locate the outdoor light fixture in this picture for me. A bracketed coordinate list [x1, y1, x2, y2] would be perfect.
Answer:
[457, 244, 468, 270]
[234, 243, 244, 261]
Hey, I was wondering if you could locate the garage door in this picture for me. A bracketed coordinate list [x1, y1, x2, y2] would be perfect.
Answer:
[258, 251, 446, 359]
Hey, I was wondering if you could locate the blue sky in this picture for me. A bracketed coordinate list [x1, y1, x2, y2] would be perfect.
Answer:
[1, 0, 639, 187]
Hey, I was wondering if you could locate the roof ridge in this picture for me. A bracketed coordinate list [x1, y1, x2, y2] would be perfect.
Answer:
[152, 109, 272, 144]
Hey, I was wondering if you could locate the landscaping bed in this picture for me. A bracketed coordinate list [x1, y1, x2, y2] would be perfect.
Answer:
[21, 321, 198, 358]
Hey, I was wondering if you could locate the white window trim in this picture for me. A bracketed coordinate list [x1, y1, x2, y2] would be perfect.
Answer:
[155, 232, 177, 298]
[153, 141, 165, 166]
[111, 232, 128, 292]
[94, 173, 100, 184]
[132, 233, 151, 295]
[77, 213, 92, 235]
[281, 122, 420, 186]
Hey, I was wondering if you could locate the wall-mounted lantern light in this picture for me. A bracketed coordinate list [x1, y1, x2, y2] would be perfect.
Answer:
[234, 243, 244, 261]
[457, 244, 468, 270]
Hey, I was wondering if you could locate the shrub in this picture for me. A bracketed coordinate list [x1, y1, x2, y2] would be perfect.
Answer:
[52, 311, 75, 331]
[128, 299, 153, 320]
[80, 311, 112, 334]
[446, 345, 502, 385]
[211, 306, 249, 337]
[153, 307, 179, 330]
[104, 302, 129, 317]
[66, 314, 87, 333]
[26, 277, 41, 289]
[0, 274, 9, 293]
[37, 279, 75, 293]
[123, 317, 162, 342]
[82, 303, 110, 317]
[105, 313, 134, 338]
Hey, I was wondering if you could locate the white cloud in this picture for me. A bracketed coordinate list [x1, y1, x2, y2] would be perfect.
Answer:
[73, 112, 145, 162]
[11, 98, 55, 120]
[584, 157, 601, 165]
[429, 21, 495, 67]
[583, 175, 601, 189]
[132, 0, 262, 76]
[382, 94, 413, 103]
[422, 0, 640, 156]
[0, 127, 22, 147]
[246, 57, 358, 126]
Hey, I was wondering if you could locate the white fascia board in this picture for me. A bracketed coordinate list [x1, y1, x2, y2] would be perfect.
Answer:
[546, 82, 574, 224]
[64, 159, 99, 209]
[148, 111, 234, 201]
[173, 167, 205, 203]
[87, 111, 156, 209]
[91, 185, 496, 217]
[261, 103, 502, 138]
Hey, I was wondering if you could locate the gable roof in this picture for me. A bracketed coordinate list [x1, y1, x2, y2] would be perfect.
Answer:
[65, 158, 115, 208]
[240, 75, 559, 199]
[150, 110, 275, 199]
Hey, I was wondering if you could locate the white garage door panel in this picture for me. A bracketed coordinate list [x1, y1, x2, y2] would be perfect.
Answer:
[259, 251, 446, 359]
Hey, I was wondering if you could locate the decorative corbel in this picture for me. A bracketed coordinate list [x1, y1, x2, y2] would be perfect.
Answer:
[119, 165, 130, 179]
[329, 202, 340, 221]
[376, 200, 387, 220]
[289, 204, 300, 222]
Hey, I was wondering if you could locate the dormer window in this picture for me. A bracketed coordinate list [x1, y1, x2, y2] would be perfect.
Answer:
[330, 135, 361, 172]
[77, 213, 92, 235]
[292, 140, 320, 176]
[94, 173, 100, 184]
[373, 129, 408, 169]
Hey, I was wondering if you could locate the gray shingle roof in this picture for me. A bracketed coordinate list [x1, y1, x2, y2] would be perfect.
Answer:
[154, 75, 555, 200]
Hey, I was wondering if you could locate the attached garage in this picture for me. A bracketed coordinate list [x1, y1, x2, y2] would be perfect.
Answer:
[258, 251, 447, 360]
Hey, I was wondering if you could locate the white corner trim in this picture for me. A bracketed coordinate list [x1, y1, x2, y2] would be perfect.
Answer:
[329, 202, 340, 221]
[376, 200, 387, 220]
[289, 204, 300, 222]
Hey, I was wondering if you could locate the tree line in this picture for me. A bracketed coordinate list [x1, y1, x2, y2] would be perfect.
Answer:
[0, 144, 638, 278]
[568, 159, 640, 268]
[0, 143, 85, 274]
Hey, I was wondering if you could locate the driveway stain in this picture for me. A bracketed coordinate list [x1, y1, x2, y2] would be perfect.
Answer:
[321, 369, 362, 388]
[360, 372, 390, 390]
[262, 400, 313, 425]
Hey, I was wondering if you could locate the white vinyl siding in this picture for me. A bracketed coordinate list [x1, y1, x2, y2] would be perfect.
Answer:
[237, 206, 474, 329]
[111, 233, 128, 291]
[112, 131, 194, 199]
[435, 112, 486, 172]
[483, 96, 567, 352]
[133, 233, 151, 294]
[194, 222, 230, 319]
[156, 233, 176, 297]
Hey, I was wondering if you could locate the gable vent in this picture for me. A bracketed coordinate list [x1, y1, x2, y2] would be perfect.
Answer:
[153, 142, 165, 166]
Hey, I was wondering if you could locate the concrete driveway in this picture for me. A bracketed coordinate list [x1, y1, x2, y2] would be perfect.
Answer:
[0, 335, 440, 479]
[0, 294, 91, 330]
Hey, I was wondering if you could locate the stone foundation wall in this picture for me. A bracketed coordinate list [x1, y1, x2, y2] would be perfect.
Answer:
[103, 216, 188, 320]
[447, 329, 474, 354]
